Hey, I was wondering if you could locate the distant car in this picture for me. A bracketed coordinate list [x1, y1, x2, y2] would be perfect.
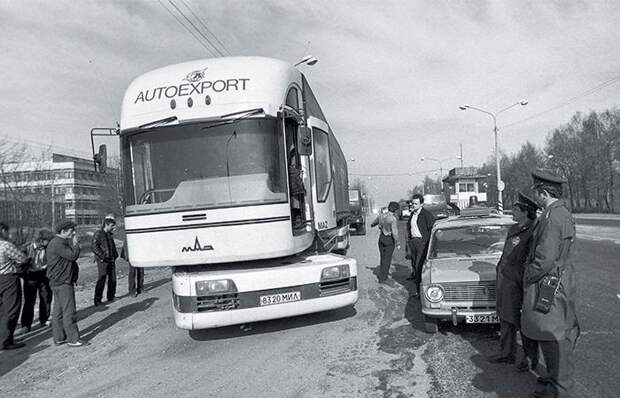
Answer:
[419, 208, 515, 333]
[423, 194, 450, 219]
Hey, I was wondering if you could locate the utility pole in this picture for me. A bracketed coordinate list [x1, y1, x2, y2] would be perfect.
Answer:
[459, 143, 463, 167]
[51, 177, 55, 231]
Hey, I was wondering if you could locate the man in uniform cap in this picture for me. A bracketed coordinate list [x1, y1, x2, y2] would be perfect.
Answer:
[521, 170, 579, 398]
[489, 192, 539, 371]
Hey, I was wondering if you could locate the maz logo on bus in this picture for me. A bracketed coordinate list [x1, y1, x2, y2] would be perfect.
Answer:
[317, 221, 329, 229]
[181, 237, 214, 253]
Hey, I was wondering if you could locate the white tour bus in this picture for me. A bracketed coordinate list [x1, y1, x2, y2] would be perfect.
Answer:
[98, 57, 357, 329]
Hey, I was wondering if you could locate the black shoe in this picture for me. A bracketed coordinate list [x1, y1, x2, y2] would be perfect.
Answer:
[532, 385, 557, 398]
[536, 376, 552, 385]
[515, 360, 530, 372]
[106, 297, 115, 303]
[2, 342, 26, 350]
[487, 354, 515, 364]
[94, 300, 103, 307]
[132, 292, 138, 297]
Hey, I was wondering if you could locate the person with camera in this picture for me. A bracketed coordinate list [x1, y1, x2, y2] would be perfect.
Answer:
[46, 220, 85, 347]
[488, 192, 538, 371]
[522, 170, 579, 398]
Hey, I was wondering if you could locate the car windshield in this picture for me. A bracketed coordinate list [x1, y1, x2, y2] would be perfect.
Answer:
[429, 224, 510, 258]
[121, 117, 287, 214]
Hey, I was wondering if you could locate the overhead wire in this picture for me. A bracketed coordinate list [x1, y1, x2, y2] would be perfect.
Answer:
[502, 73, 620, 129]
[166, 0, 225, 57]
[178, 0, 232, 56]
[349, 167, 443, 177]
[157, 0, 216, 57]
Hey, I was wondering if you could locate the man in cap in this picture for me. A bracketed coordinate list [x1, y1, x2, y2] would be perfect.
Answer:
[488, 192, 539, 372]
[521, 170, 579, 398]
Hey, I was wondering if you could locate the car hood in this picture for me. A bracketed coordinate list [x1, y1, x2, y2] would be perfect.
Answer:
[428, 256, 497, 283]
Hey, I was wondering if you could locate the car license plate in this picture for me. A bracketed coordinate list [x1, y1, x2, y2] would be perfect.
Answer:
[259, 291, 301, 306]
[465, 313, 499, 324]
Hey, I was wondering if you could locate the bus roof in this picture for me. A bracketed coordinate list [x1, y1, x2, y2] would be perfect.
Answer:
[120, 56, 302, 131]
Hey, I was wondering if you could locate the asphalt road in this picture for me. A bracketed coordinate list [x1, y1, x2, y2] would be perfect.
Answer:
[1, 217, 619, 397]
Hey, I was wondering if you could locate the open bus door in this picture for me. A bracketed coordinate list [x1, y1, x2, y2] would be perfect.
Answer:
[306, 116, 337, 233]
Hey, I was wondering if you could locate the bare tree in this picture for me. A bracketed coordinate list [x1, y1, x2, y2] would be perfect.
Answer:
[0, 140, 60, 244]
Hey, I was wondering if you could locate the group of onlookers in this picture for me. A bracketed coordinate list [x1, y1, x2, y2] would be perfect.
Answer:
[372, 170, 579, 398]
[0, 216, 144, 351]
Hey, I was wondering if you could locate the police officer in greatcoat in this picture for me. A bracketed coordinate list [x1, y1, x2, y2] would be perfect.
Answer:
[488, 192, 539, 371]
[522, 170, 579, 398]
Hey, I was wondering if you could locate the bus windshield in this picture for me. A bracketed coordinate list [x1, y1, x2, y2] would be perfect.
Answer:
[121, 117, 287, 214]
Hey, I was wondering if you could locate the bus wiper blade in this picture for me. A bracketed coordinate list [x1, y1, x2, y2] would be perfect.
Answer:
[201, 108, 264, 131]
[219, 108, 264, 120]
[138, 116, 178, 129]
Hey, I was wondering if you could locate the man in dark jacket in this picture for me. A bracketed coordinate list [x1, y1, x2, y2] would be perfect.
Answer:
[488, 192, 538, 371]
[19, 229, 54, 333]
[46, 220, 85, 347]
[406, 193, 435, 295]
[92, 218, 119, 306]
[522, 170, 579, 398]
[0, 221, 28, 350]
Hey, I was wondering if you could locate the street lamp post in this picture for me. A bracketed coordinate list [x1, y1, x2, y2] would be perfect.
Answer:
[459, 100, 528, 214]
[420, 155, 462, 191]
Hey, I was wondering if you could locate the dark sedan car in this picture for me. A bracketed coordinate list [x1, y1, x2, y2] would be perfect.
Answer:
[423, 194, 450, 219]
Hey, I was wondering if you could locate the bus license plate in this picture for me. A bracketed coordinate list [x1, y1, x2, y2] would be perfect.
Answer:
[465, 314, 499, 324]
[259, 291, 301, 306]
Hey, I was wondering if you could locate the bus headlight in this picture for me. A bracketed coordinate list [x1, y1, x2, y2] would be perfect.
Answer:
[321, 264, 350, 281]
[196, 279, 237, 295]
[425, 285, 444, 303]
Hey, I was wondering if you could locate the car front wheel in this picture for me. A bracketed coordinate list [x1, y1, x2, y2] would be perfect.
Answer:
[423, 315, 438, 334]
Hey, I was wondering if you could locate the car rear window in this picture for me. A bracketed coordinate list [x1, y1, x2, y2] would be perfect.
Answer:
[430, 224, 510, 258]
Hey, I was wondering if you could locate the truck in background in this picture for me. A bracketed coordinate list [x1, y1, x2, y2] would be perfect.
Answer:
[348, 189, 366, 235]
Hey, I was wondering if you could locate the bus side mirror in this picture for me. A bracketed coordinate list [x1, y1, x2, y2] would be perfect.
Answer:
[297, 126, 312, 156]
[94, 144, 107, 173]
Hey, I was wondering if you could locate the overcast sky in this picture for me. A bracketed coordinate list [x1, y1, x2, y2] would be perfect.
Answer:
[1, 1, 620, 205]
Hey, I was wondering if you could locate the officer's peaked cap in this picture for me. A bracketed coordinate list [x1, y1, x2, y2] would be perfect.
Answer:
[531, 169, 567, 188]
[514, 191, 538, 211]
